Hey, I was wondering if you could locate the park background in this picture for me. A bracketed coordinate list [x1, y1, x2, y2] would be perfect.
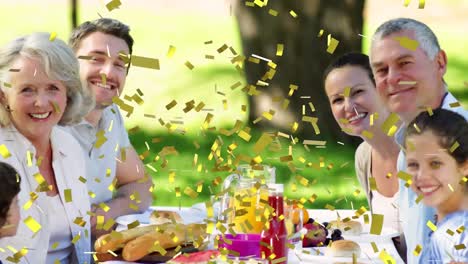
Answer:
[1, 0, 467, 209]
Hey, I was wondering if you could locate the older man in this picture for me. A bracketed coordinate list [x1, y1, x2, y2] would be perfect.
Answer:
[369, 18, 467, 263]
[67, 18, 153, 238]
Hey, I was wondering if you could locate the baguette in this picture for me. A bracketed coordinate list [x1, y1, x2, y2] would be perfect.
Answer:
[95, 224, 168, 253]
[122, 223, 207, 261]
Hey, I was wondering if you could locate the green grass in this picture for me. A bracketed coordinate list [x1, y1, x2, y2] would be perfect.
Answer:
[129, 129, 366, 209]
[1, 1, 466, 210]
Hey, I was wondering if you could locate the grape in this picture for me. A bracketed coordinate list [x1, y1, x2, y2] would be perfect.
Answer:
[331, 229, 344, 241]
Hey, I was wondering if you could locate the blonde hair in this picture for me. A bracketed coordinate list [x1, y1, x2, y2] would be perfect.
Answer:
[0, 32, 94, 126]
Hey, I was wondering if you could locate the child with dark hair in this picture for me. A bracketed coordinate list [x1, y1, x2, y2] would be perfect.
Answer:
[0, 162, 21, 264]
[405, 108, 468, 263]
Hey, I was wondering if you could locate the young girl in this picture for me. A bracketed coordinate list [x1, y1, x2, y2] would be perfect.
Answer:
[405, 108, 467, 263]
[0, 162, 21, 264]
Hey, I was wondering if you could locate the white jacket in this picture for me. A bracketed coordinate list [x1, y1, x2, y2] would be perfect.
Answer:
[0, 126, 91, 264]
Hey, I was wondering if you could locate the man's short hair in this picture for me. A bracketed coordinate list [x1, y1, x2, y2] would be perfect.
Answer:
[0, 162, 20, 227]
[372, 18, 440, 60]
[69, 18, 134, 55]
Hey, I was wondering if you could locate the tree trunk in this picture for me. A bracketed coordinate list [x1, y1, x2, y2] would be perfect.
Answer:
[235, 0, 364, 146]
[71, 0, 78, 29]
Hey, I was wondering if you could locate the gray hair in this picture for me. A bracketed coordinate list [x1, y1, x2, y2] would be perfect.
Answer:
[0, 32, 94, 126]
[372, 18, 441, 60]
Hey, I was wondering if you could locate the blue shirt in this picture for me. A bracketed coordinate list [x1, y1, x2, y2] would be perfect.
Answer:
[423, 211, 468, 263]
[396, 92, 468, 264]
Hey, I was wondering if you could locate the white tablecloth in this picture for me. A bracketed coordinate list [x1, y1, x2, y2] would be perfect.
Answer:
[103, 206, 405, 264]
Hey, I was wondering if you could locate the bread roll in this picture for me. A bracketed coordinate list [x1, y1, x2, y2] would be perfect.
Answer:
[95, 224, 165, 253]
[122, 223, 207, 261]
[328, 220, 362, 236]
[150, 210, 183, 225]
[325, 240, 361, 258]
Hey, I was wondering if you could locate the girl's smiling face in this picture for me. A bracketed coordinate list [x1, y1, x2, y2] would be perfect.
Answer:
[406, 131, 468, 210]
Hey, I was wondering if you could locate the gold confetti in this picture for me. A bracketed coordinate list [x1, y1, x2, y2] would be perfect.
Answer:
[371, 242, 379, 253]
[165, 100, 177, 110]
[343, 87, 351, 97]
[51, 242, 59, 250]
[64, 189, 72, 203]
[0, 144, 11, 158]
[253, 133, 273, 154]
[127, 220, 140, 229]
[131, 55, 160, 70]
[71, 233, 81, 244]
[455, 244, 466, 250]
[217, 44, 228, 53]
[426, 220, 437, 232]
[413, 244, 422, 256]
[449, 102, 461, 108]
[381, 113, 400, 136]
[379, 249, 396, 264]
[276, 44, 284, 56]
[184, 61, 195, 70]
[448, 183, 454, 192]
[106, 0, 121, 11]
[24, 216, 41, 233]
[326, 35, 339, 54]
[49, 32, 57, 41]
[362, 130, 374, 139]
[262, 109, 275, 120]
[370, 214, 384, 235]
[26, 150, 33, 167]
[418, 0, 425, 8]
[449, 141, 460, 153]
[268, 9, 278, 16]
[184, 187, 198, 199]
[94, 130, 107, 148]
[415, 194, 424, 204]
[167, 45, 176, 58]
[395, 36, 419, 51]
[318, 29, 324, 37]
[288, 84, 299, 96]
[289, 10, 298, 18]
[99, 203, 110, 212]
[446, 229, 455, 236]
[112, 97, 134, 117]
[303, 140, 326, 146]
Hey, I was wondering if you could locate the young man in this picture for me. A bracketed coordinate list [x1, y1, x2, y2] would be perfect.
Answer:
[369, 18, 468, 264]
[68, 18, 153, 238]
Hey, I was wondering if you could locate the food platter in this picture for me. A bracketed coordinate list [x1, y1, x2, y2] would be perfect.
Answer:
[297, 241, 403, 264]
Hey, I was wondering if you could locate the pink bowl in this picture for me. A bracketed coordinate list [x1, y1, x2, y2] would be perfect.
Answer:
[218, 233, 261, 258]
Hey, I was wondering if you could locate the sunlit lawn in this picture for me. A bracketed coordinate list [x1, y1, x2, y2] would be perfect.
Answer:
[1, 1, 467, 209]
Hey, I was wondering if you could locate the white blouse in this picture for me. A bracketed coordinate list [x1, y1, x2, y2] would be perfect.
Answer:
[371, 190, 402, 233]
[47, 195, 73, 264]
[0, 126, 91, 264]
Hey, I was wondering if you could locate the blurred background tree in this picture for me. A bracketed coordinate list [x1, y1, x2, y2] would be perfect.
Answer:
[235, 0, 364, 146]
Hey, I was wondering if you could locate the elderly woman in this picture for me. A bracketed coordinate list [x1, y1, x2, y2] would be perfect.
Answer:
[0, 33, 93, 264]
[323, 52, 405, 259]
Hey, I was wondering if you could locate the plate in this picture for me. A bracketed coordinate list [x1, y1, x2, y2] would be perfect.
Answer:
[115, 211, 152, 226]
[115, 209, 207, 231]
[298, 241, 404, 264]
[339, 227, 400, 242]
